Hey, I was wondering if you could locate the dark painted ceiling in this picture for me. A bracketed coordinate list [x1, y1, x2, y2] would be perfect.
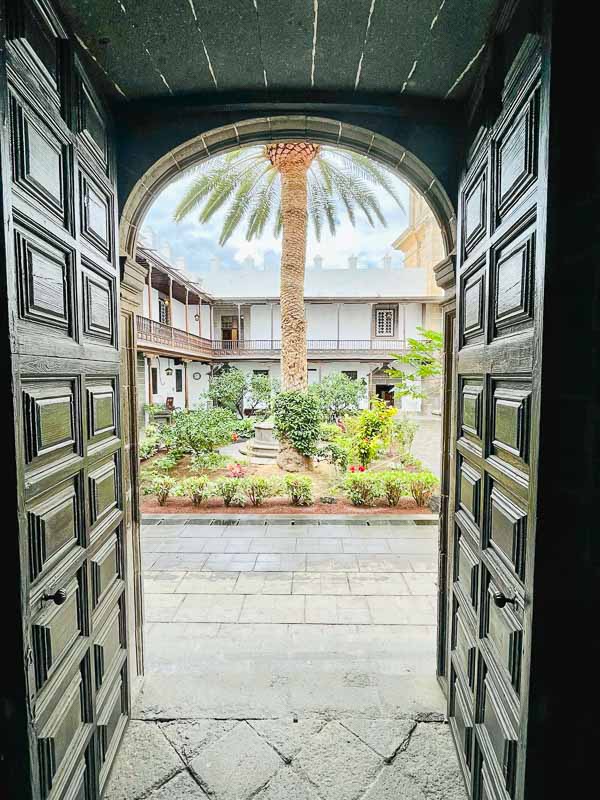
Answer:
[58, 0, 499, 104]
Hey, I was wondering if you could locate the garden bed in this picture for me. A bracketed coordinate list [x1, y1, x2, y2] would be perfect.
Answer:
[140, 495, 430, 515]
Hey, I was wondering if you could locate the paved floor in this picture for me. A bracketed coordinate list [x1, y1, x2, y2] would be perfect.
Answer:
[106, 517, 466, 800]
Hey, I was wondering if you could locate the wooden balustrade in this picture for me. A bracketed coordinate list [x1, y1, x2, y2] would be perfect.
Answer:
[137, 316, 405, 359]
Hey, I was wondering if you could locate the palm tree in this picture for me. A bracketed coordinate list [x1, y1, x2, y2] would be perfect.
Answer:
[174, 142, 403, 468]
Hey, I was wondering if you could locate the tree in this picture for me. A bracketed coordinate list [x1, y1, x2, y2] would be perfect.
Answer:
[308, 373, 366, 421]
[174, 143, 402, 468]
[385, 327, 443, 400]
[207, 367, 279, 418]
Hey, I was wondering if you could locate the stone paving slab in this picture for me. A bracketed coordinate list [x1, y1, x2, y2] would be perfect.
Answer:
[190, 722, 283, 800]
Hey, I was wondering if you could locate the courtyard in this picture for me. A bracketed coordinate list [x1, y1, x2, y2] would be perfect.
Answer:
[105, 514, 465, 800]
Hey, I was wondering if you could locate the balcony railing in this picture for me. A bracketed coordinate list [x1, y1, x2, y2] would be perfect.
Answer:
[137, 317, 405, 359]
[137, 316, 213, 358]
[211, 338, 407, 357]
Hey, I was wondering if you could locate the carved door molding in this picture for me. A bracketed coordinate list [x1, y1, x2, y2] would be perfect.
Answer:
[447, 35, 545, 800]
[0, 2, 129, 797]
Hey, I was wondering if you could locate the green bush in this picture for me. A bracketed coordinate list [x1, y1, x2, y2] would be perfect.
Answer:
[393, 413, 419, 458]
[190, 452, 229, 472]
[319, 422, 343, 441]
[242, 476, 280, 506]
[139, 424, 162, 460]
[317, 440, 351, 472]
[152, 452, 183, 472]
[234, 418, 255, 439]
[284, 475, 313, 506]
[309, 374, 366, 422]
[273, 391, 322, 456]
[380, 471, 409, 506]
[207, 367, 279, 418]
[408, 471, 439, 506]
[174, 476, 212, 506]
[167, 407, 237, 455]
[213, 477, 245, 507]
[344, 472, 383, 506]
[142, 475, 176, 506]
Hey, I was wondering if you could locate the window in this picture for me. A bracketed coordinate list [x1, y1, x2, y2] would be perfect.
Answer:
[151, 367, 158, 395]
[376, 308, 394, 337]
[175, 368, 183, 393]
[158, 298, 169, 324]
[253, 369, 269, 377]
[341, 370, 358, 381]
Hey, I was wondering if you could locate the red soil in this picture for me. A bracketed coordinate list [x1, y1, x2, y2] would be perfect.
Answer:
[141, 496, 431, 515]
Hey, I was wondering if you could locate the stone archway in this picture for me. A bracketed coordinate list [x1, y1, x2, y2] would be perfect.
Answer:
[119, 116, 456, 265]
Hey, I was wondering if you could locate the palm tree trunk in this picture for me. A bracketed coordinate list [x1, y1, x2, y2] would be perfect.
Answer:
[279, 165, 309, 392]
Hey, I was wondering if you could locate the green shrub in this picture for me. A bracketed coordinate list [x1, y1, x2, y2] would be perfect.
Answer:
[190, 452, 229, 472]
[213, 477, 245, 507]
[242, 476, 279, 507]
[319, 422, 343, 441]
[273, 391, 322, 456]
[352, 436, 382, 469]
[317, 440, 351, 472]
[139, 424, 162, 460]
[152, 452, 183, 472]
[234, 418, 255, 439]
[408, 471, 439, 506]
[284, 475, 313, 506]
[344, 473, 383, 506]
[380, 471, 409, 506]
[393, 413, 419, 458]
[167, 407, 237, 455]
[308, 373, 366, 421]
[142, 475, 176, 506]
[174, 476, 212, 506]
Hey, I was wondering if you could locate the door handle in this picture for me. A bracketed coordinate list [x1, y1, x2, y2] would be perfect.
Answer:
[493, 591, 517, 609]
[42, 588, 68, 606]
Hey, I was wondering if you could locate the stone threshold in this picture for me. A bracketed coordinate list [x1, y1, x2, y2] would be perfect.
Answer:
[143, 514, 439, 526]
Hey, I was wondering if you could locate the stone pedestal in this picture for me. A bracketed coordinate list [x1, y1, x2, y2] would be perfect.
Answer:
[241, 420, 279, 461]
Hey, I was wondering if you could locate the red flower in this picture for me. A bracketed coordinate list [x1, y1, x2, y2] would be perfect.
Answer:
[349, 465, 356, 472]
[231, 432, 239, 442]
[358, 466, 366, 472]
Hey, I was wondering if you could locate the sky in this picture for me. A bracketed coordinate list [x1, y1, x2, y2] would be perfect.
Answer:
[141, 146, 411, 295]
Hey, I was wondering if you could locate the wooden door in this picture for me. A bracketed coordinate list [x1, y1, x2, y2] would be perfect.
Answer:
[447, 35, 544, 800]
[1, 2, 129, 797]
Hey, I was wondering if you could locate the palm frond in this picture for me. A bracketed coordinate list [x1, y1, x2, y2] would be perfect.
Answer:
[246, 169, 280, 240]
[218, 165, 274, 245]
[326, 148, 406, 212]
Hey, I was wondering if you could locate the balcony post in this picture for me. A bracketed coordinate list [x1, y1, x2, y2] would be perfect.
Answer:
[198, 299, 202, 337]
[237, 303, 241, 345]
[168, 277, 173, 345]
[270, 302, 274, 348]
[210, 304, 214, 341]
[147, 265, 153, 320]
[337, 303, 341, 348]
[185, 288, 189, 333]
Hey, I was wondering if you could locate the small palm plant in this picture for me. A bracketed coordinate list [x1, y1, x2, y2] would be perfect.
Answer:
[174, 143, 404, 393]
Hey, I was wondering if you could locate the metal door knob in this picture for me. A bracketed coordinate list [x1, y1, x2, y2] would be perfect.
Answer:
[493, 591, 517, 609]
[42, 588, 68, 606]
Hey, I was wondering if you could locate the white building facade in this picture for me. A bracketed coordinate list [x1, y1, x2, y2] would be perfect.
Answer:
[136, 245, 443, 425]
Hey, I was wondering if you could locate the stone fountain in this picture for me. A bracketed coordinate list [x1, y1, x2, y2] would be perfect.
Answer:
[240, 419, 280, 461]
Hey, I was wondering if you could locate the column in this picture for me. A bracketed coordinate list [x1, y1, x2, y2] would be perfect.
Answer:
[198, 299, 202, 337]
[336, 303, 341, 347]
[184, 288, 189, 333]
[237, 303, 242, 344]
[147, 265, 153, 320]
[270, 302, 274, 346]
[184, 360, 189, 409]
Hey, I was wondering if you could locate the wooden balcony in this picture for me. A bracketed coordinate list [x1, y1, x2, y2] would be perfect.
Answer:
[211, 338, 407, 359]
[137, 316, 406, 361]
[136, 316, 213, 359]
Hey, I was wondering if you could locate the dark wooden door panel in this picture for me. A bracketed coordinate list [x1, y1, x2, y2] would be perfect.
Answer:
[448, 35, 543, 800]
[2, 2, 129, 798]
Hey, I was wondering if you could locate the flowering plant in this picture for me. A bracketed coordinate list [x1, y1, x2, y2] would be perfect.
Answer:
[227, 462, 246, 478]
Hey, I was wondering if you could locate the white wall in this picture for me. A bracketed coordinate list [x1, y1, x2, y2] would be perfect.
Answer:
[339, 304, 371, 340]
[188, 362, 211, 407]
[306, 303, 338, 340]
[249, 304, 272, 340]
[171, 298, 186, 331]
[404, 303, 423, 340]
